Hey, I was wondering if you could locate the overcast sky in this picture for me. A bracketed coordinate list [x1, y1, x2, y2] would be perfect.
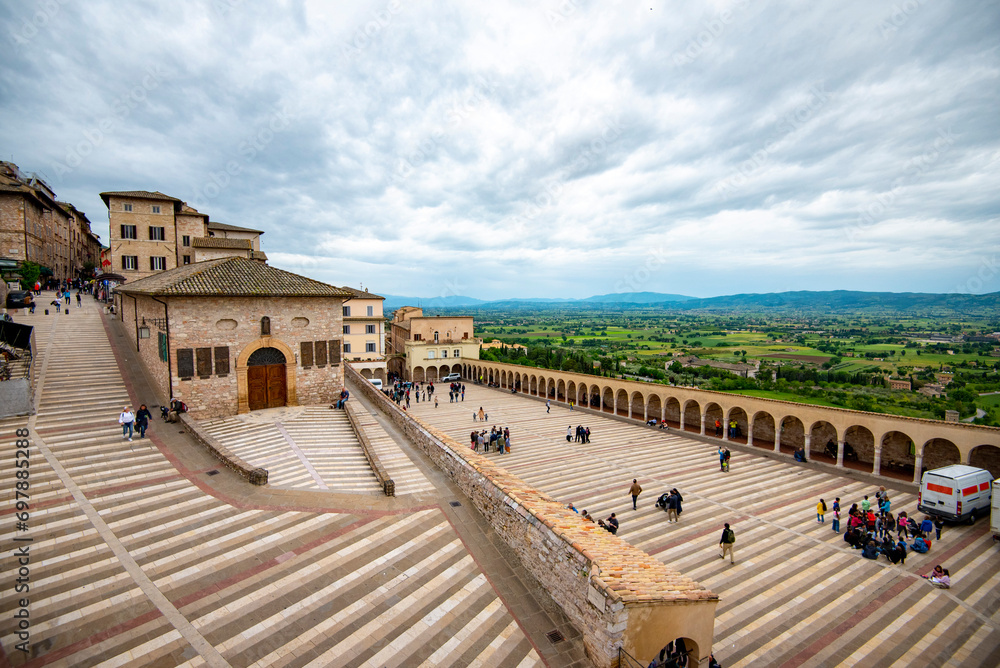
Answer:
[1, 1, 998, 300]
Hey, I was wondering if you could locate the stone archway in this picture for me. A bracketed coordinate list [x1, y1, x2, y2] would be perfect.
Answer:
[602, 387, 615, 414]
[647, 394, 662, 423]
[360, 368, 374, 378]
[705, 402, 724, 437]
[923, 437, 960, 472]
[809, 420, 838, 459]
[588, 384, 601, 409]
[616, 389, 629, 417]
[878, 429, 913, 478]
[970, 445, 1000, 478]
[683, 400, 701, 433]
[778, 416, 805, 453]
[557, 379, 566, 402]
[237, 337, 297, 414]
[726, 407, 748, 443]
[750, 411, 775, 449]
[664, 397, 681, 428]
[375, 367, 386, 382]
[630, 391, 645, 420]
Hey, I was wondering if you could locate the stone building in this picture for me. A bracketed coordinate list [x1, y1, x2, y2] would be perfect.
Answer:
[672, 355, 760, 378]
[387, 306, 479, 380]
[1, 161, 102, 283]
[888, 378, 912, 391]
[101, 190, 263, 280]
[340, 286, 387, 381]
[114, 256, 352, 418]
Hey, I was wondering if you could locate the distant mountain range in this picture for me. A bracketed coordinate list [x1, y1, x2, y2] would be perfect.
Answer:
[380, 290, 1000, 316]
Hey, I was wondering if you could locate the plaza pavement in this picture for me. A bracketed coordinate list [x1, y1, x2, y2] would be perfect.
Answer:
[1, 296, 591, 667]
[408, 385, 1000, 667]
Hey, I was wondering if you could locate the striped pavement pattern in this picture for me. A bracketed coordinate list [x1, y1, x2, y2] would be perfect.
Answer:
[408, 384, 1000, 667]
[0, 299, 542, 667]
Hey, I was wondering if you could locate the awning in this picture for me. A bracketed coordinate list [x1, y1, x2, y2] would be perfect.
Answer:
[98, 273, 127, 282]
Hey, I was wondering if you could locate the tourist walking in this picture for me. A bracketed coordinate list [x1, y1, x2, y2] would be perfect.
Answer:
[76, 292, 82, 308]
[718, 446, 726, 471]
[832, 497, 841, 533]
[629, 479, 642, 510]
[817, 499, 827, 523]
[546, 399, 551, 413]
[719, 523, 736, 564]
[135, 404, 152, 439]
[567, 425, 573, 442]
[478, 407, 485, 421]
[119, 406, 135, 442]
[934, 517, 944, 541]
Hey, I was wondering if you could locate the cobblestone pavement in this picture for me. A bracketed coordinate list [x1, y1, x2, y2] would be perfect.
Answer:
[408, 384, 1000, 667]
[0, 299, 584, 667]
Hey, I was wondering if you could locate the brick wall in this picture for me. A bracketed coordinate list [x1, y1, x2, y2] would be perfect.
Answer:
[347, 364, 717, 667]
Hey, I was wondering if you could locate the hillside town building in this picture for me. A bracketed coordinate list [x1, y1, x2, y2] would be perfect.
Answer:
[114, 256, 352, 418]
[101, 190, 264, 280]
[387, 306, 479, 381]
[340, 285, 387, 381]
[672, 354, 760, 378]
[0, 161, 102, 284]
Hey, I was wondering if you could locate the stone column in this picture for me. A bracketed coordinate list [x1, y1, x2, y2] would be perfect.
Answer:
[721, 415, 727, 441]
[644, 403, 648, 422]
[803, 433, 810, 457]
[700, 413, 706, 436]
[872, 445, 882, 477]
[836, 439, 845, 468]
[913, 451, 923, 484]
[679, 409, 685, 432]
[774, 419, 782, 452]
[747, 420, 754, 447]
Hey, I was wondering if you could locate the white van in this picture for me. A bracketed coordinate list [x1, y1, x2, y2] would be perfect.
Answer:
[918, 465, 993, 524]
[369, 378, 383, 391]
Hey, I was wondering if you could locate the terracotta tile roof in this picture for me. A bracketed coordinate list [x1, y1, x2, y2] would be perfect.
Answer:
[191, 237, 252, 249]
[417, 420, 719, 606]
[208, 221, 264, 234]
[99, 190, 182, 208]
[116, 257, 353, 298]
[340, 286, 385, 299]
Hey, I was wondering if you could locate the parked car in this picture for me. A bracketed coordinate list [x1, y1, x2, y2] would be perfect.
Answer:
[918, 465, 993, 524]
[369, 378, 383, 390]
[442, 373, 461, 381]
[5, 291, 33, 309]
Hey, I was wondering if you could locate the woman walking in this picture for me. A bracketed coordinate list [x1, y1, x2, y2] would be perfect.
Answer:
[817, 499, 827, 523]
[135, 404, 152, 439]
[832, 497, 841, 533]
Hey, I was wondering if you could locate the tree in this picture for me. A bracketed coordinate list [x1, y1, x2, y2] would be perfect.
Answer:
[17, 261, 41, 289]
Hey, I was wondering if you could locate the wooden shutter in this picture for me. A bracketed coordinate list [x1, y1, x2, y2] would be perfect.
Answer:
[315, 340, 328, 366]
[329, 340, 342, 365]
[300, 341, 314, 367]
[214, 347, 230, 375]
[177, 349, 194, 378]
[196, 348, 213, 377]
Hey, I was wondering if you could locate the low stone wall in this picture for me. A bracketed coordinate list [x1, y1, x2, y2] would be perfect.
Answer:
[343, 401, 395, 496]
[346, 365, 717, 667]
[180, 414, 268, 485]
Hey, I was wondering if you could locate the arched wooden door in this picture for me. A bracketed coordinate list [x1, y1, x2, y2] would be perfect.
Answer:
[247, 347, 287, 410]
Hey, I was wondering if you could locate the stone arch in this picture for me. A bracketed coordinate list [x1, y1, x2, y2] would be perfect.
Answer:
[726, 406, 748, 443]
[664, 397, 681, 428]
[751, 410, 775, 449]
[683, 400, 701, 433]
[704, 402, 724, 437]
[922, 437, 960, 472]
[602, 387, 615, 414]
[360, 368, 373, 378]
[426, 366, 439, 382]
[557, 379, 566, 402]
[567, 380, 576, 404]
[647, 394, 662, 423]
[840, 425, 874, 470]
[778, 415, 805, 453]
[809, 420, 838, 459]
[630, 391, 645, 420]
[589, 384, 601, 409]
[546, 377, 556, 399]
[412, 366, 426, 382]
[970, 445, 1000, 479]
[529, 375, 538, 395]
[374, 367, 386, 382]
[877, 429, 913, 478]
[236, 337, 298, 414]
[643, 637, 702, 668]
[615, 388, 629, 417]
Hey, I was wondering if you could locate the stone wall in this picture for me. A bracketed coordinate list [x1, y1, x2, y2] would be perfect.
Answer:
[179, 413, 268, 485]
[343, 400, 394, 496]
[347, 364, 718, 667]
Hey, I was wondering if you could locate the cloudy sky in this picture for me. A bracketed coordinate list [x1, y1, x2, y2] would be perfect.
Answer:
[1, 1, 998, 300]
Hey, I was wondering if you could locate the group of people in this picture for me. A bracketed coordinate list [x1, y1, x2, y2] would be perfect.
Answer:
[654, 488, 684, 522]
[447, 381, 465, 402]
[567, 503, 619, 535]
[471, 426, 511, 454]
[568, 424, 591, 443]
[717, 446, 732, 472]
[826, 488, 950, 576]
[117, 404, 152, 441]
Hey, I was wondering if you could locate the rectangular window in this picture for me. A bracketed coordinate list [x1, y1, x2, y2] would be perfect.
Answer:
[366, 342, 376, 353]
[454, 349, 460, 358]
[442, 349, 448, 358]
[342, 341, 351, 354]
[158, 332, 168, 362]
[123, 203, 133, 212]
[196, 348, 213, 377]
[300, 341, 314, 367]
[149, 226, 165, 241]
[183, 255, 191, 265]
[152, 205, 161, 214]
[150, 256, 166, 271]
[414, 333, 422, 341]
[315, 340, 328, 366]
[427, 350, 436, 359]
[367, 305, 373, 316]
[182, 235, 191, 246]
[214, 347, 230, 375]
[343, 305, 350, 316]
[120, 225, 137, 239]
[343, 324, 350, 335]
[122, 255, 138, 270]
[177, 348, 194, 378]
[366, 324, 376, 334]
[330, 340, 342, 363]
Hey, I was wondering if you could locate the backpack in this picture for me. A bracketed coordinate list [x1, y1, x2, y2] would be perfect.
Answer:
[723, 529, 735, 544]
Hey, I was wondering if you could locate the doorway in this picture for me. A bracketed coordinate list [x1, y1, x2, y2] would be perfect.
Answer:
[247, 347, 287, 410]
